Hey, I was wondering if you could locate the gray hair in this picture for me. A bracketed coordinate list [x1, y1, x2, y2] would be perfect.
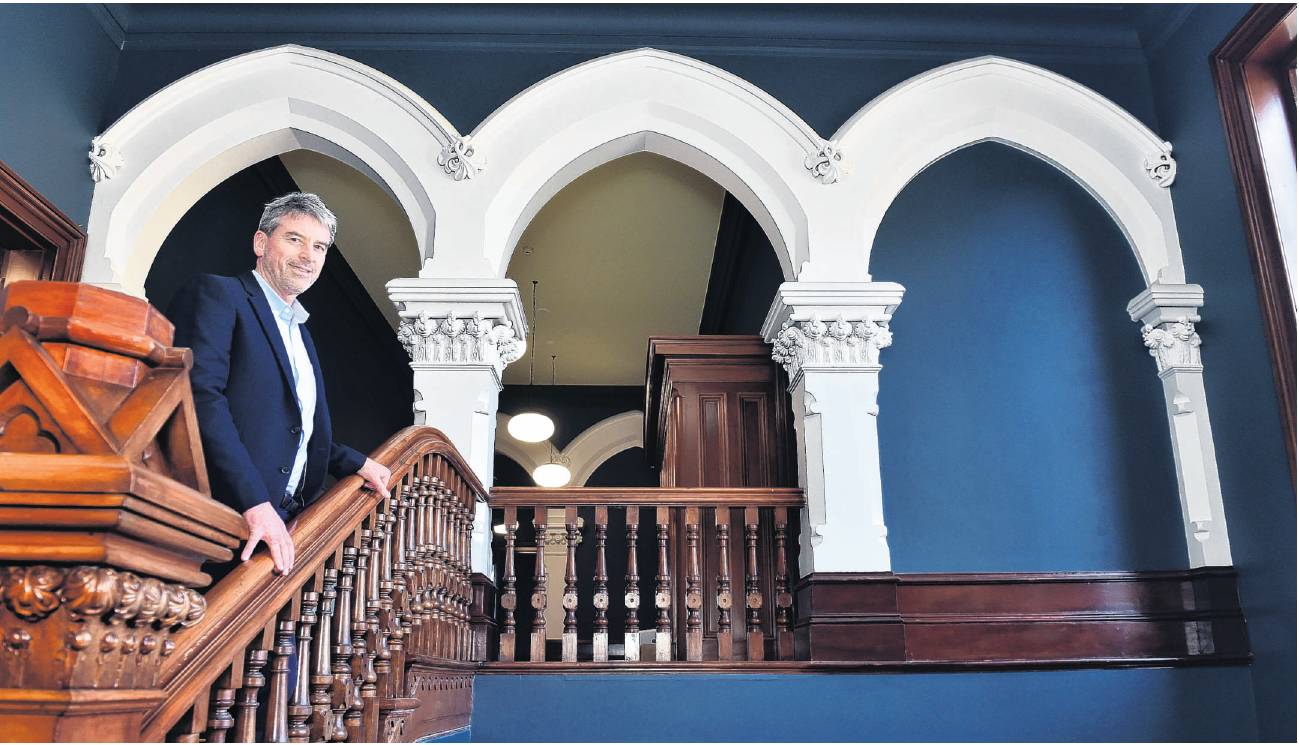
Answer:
[257, 192, 337, 244]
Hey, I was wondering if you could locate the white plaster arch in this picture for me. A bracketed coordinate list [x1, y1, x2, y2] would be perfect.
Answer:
[833, 55, 1185, 285]
[429, 48, 828, 281]
[83, 44, 456, 297]
[494, 411, 644, 487]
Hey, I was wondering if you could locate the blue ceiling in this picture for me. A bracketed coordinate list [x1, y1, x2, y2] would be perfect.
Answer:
[93, 3, 1198, 59]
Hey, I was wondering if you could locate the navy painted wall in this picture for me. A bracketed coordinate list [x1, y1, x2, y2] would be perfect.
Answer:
[871, 143, 1187, 572]
[0, 5, 119, 224]
[1145, 5, 1297, 740]
[472, 667, 1259, 742]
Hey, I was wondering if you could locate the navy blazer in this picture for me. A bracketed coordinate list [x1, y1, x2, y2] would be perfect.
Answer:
[169, 271, 366, 520]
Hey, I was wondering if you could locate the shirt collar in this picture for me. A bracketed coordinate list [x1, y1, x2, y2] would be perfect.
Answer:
[252, 269, 310, 325]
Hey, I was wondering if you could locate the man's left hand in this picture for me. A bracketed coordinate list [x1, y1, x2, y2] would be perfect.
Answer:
[357, 457, 391, 497]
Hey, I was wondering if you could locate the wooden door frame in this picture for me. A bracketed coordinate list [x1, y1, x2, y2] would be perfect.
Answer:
[1210, 3, 1298, 478]
[0, 160, 87, 283]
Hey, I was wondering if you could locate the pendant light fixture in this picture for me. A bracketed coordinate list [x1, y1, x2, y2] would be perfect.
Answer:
[531, 354, 572, 488]
[507, 280, 555, 443]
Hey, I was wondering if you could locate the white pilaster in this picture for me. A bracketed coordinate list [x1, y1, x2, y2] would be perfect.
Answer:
[388, 277, 529, 578]
[761, 282, 905, 574]
[1128, 284, 1233, 567]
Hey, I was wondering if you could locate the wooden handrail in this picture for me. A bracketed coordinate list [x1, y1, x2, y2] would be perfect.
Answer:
[143, 426, 486, 741]
[491, 486, 804, 507]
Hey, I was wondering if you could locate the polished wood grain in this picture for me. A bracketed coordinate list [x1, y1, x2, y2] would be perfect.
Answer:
[0, 161, 87, 286]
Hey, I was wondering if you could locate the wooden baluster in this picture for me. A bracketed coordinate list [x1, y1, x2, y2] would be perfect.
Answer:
[715, 506, 733, 661]
[684, 507, 704, 661]
[623, 506, 640, 661]
[499, 505, 519, 661]
[448, 492, 462, 660]
[385, 494, 406, 698]
[413, 480, 431, 660]
[456, 497, 471, 660]
[744, 506, 765, 661]
[231, 644, 268, 743]
[205, 661, 239, 744]
[288, 591, 318, 742]
[462, 496, 476, 660]
[348, 532, 374, 742]
[374, 508, 394, 699]
[331, 548, 357, 743]
[265, 616, 297, 742]
[428, 477, 444, 659]
[592, 506, 610, 662]
[310, 570, 337, 742]
[773, 506, 795, 660]
[654, 506, 672, 662]
[364, 517, 388, 744]
[561, 506, 580, 662]
[530, 506, 548, 662]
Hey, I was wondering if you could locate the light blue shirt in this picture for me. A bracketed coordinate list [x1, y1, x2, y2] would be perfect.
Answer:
[252, 269, 317, 498]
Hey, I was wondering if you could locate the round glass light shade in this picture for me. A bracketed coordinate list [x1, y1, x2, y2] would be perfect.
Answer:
[507, 412, 554, 443]
[532, 462, 572, 488]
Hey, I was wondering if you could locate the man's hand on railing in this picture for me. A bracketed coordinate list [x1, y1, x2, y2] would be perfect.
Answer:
[241, 501, 295, 574]
[357, 456, 392, 497]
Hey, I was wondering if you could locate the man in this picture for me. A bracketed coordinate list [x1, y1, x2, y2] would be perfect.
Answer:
[170, 192, 391, 575]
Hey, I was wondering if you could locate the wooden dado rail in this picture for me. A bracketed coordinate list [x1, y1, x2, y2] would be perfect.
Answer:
[0, 281, 486, 742]
[489, 487, 804, 665]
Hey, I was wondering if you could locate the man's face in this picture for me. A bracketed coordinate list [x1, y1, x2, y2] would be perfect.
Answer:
[253, 212, 330, 302]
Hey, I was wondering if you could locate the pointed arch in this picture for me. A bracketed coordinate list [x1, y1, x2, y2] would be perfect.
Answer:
[833, 56, 1185, 285]
[433, 48, 822, 281]
[82, 45, 452, 297]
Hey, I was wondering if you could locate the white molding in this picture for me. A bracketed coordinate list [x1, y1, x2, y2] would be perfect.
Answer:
[82, 44, 456, 298]
[832, 55, 1187, 286]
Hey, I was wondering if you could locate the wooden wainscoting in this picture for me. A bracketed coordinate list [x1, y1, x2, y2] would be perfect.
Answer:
[795, 568, 1250, 668]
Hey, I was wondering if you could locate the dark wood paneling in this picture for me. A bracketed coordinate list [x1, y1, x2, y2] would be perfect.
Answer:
[794, 569, 1250, 666]
[0, 160, 87, 285]
[1211, 3, 1298, 478]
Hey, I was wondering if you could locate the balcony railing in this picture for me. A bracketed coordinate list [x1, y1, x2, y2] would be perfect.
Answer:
[488, 487, 804, 666]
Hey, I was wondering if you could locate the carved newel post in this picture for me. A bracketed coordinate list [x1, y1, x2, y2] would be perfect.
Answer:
[1128, 284, 1232, 567]
[0, 281, 245, 742]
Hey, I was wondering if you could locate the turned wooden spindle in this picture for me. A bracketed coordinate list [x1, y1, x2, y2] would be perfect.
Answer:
[654, 506, 672, 661]
[331, 549, 357, 743]
[744, 506, 764, 661]
[205, 663, 240, 744]
[530, 506, 549, 662]
[773, 506, 795, 660]
[561, 506, 580, 662]
[432, 480, 449, 658]
[349, 534, 376, 742]
[288, 591, 319, 742]
[265, 617, 297, 743]
[624, 506, 641, 661]
[592, 506, 610, 662]
[499, 505, 519, 661]
[684, 507, 704, 661]
[461, 497, 475, 660]
[310, 570, 337, 742]
[231, 646, 268, 743]
[715, 506, 734, 661]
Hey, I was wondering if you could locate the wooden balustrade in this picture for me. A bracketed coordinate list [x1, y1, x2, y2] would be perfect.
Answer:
[0, 281, 488, 742]
[489, 487, 803, 665]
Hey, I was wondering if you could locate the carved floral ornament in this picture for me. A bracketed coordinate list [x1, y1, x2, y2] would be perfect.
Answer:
[437, 136, 484, 181]
[770, 315, 893, 375]
[804, 140, 843, 185]
[1141, 316, 1202, 373]
[397, 311, 525, 370]
[1, 564, 206, 628]
[88, 136, 125, 182]
[1143, 141, 1177, 188]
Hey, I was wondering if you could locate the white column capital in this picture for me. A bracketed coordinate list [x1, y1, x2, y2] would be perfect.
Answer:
[761, 281, 906, 382]
[387, 277, 529, 385]
[1126, 283, 1204, 326]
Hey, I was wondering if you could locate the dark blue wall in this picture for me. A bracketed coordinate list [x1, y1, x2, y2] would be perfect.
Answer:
[0, 6, 119, 224]
[1145, 6, 1297, 740]
[472, 667, 1259, 742]
[871, 143, 1187, 572]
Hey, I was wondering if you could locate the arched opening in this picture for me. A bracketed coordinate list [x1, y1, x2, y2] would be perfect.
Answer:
[872, 142, 1185, 571]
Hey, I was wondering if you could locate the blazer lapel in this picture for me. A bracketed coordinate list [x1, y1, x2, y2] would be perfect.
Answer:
[238, 271, 297, 397]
